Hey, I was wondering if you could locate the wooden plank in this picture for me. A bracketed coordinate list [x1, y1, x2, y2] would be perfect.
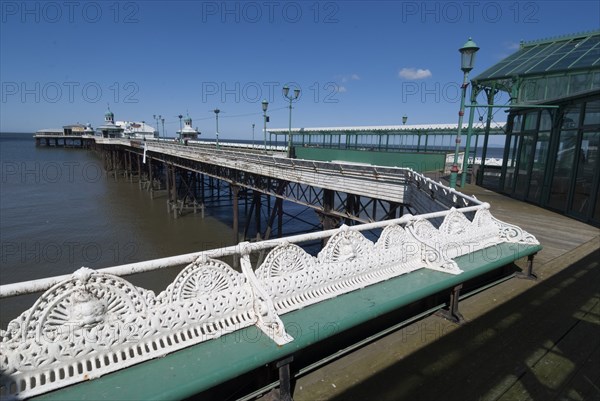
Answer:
[461, 183, 599, 266]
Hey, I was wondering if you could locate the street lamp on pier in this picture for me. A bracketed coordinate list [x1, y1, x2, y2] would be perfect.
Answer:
[449, 37, 479, 189]
[283, 85, 300, 158]
[153, 114, 162, 141]
[161, 118, 165, 142]
[262, 100, 269, 153]
[252, 123, 255, 149]
[402, 115, 408, 125]
[213, 108, 220, 149]
[178, 114, 183, 143]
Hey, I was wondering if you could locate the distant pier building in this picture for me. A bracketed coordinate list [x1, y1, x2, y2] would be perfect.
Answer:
[96, 107, 124, 138]
[177, 114, 200, 141]
[117, 121, 157, 139]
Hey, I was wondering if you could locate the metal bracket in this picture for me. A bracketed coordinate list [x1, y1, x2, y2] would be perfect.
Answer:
[437, 284, 465, 324]
[516, 253, 538, 280]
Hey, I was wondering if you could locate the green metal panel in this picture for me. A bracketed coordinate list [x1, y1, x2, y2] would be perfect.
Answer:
[295, 147, 447, 172]
[32, 243, 541, 401]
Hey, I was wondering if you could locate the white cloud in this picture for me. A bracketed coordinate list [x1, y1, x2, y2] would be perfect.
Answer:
[337, 73, 360, 83]
[398, 68, 432, 80]
[337, 85, 347, 93]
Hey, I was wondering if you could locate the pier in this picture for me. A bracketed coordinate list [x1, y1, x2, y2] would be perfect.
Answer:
[1, 134, 597, 401]
[88, 137, 484, 244]
[0, 131, 600, 400]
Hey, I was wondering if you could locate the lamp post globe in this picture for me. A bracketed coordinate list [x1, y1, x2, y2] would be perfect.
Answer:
[460, 37, 480, 73]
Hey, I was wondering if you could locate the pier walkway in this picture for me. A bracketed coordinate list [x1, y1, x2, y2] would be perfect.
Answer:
[290, 184, 600, 401]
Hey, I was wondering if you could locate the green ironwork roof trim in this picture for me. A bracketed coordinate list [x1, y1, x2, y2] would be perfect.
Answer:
[474, 30, 600, 84]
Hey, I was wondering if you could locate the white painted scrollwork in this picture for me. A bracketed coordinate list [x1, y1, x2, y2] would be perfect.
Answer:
[473, 207, 539, 245]
[375, 224, 423, 274]
[240, 246, 293, 346]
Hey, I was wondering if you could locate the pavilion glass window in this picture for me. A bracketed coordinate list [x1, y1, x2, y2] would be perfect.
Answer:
[547, 104, 581, 211]
[503, 114, 523, 192]
[514, 111, 539, 198]
[546, 75, 569, 100]
[527, 110, 553, 203]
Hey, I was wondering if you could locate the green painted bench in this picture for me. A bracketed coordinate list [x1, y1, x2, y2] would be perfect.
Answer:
[32, 242, 540, 401]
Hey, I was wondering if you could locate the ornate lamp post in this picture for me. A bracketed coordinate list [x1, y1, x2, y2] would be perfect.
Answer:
[161, 118, 165, 141]
[153, 114, 162, 141]
[178, 114, 183, 142]
[262, 99, 269, 153]
[213, 108, 220, 149]
[283, 85, 300, 158]
[449, 37, 479, 189]
[252, 123, 255, 148]
[402, 115, 408, 125]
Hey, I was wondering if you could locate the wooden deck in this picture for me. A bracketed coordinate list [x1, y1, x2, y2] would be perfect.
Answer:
[462, 183, 599, 267]
[292, 184, 600, 401]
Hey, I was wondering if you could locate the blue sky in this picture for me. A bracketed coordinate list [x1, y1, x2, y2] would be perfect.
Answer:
[1, 1, 599, 140]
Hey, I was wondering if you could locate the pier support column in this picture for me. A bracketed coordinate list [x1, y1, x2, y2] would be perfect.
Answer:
[165, 163, 171, 213]
[345, 194, 357, 225]
[112, 150, 118, 181]
[320, 189, 339, 247]
[262, 182, 287, 241]
[277, 197, 283, 238]
[321, 189, 338, 231]
[387, 201, 399, 220]
[148, 157, 154, 199]
[263, 198, 279, 241]
[171, 166, 178, 219]
[200, 174, 205, 217]
[254, 191, 262, 240]
[128, 151, 133, 183]
[137, 155, 142, 189]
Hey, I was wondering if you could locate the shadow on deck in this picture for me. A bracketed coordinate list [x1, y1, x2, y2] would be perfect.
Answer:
[300, 249, 600, 401]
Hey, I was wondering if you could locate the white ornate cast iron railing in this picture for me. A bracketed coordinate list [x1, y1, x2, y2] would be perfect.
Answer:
[0, 202, 538, 400]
